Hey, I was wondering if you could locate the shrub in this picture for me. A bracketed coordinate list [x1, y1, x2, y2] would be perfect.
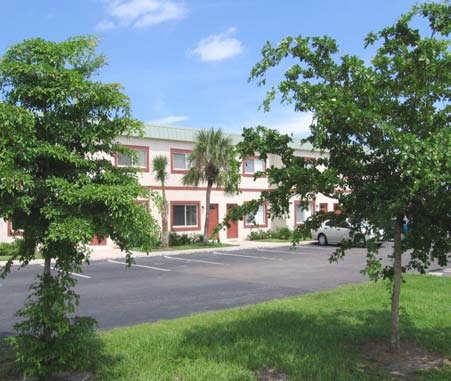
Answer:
[276, 227, 292, 240]
[0, 240, 21, 257]
[247, 230, 271, 240]
[9, 271, 97, 378]
[168, 232, 204, 246]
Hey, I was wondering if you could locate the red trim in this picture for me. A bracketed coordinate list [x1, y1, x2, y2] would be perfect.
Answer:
[7, 220, 24, 237]
[244, 202, 268, 228]
[170, 148, 192, 174]
[91, 235, 107, 246]
[294, 200, 315, 226]
[242, 155, 267, 178]
[170, 201, 201, 232]
[147, 185, 270, 193]
[134, 199, 149, 212]
[319, 203, 329, 214]
[114, 145, 150, 172]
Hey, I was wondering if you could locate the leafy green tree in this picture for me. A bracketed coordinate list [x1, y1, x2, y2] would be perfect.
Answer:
[182, 128, 240, 244]
[0, 36, 159, 378]
[153, 155, 169, 247]
[233, 2, 450, 352]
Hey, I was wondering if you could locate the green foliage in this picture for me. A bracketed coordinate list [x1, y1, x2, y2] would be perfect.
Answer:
[168, 232, 203, 246]
[273, 227, 292, 240]
[241, 2, 450, 278]
[0, 240, 21, 257]
[240, 2, 450, 351]
[8, 270, 97, 378]
[183, 128, 240, 243]
[247, 228, 294, 241]
[0, 36, 160, 377]
[182, 129, 240, 193]
[247, 229, 271, 240]
[152, 155, 169, 185]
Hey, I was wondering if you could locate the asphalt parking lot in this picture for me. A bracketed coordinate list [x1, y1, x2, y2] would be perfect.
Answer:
[0, 243, 449, 336]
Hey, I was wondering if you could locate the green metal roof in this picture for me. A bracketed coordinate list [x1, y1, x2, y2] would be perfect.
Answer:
[140, 124, 314, 152]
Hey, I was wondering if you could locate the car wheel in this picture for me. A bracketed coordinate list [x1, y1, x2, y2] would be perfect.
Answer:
[354, 234, 366, 248]
[318, 234, 328, 246]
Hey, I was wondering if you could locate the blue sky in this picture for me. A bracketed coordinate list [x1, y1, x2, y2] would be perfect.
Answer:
[1, 0, 420, 136]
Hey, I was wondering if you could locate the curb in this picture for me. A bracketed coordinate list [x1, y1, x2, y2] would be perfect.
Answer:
[0, 240, 317, 266]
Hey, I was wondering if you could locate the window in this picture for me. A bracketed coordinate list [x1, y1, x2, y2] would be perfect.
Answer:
[295, 202, 314, 224]
[319, 203, 329, 214]
[171, 202, 200, 231]
[244, 204, 267, 227]
[116, 145, 149, 171]
[171, 149, 191, 173]
[243, 157, 266, 176]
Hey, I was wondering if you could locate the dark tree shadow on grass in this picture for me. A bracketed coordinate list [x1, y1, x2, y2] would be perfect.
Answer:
[173, 308, 451, 380]
[0, 333, 120, 381]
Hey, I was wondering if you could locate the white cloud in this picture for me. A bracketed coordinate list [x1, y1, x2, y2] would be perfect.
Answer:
[96, 0, 187, 30]
[95, 19, 116, 31]
[191, 27, 244, 62]
[268, 112, 313, 136]
[148, 115, 189, 125]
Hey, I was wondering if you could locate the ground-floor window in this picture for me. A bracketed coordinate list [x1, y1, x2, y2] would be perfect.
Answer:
[171, 202, 200, 231]
[244, 204, 267, 228]
[295, 201, 314, 225]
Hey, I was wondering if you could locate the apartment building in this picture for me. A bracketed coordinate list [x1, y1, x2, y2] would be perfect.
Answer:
[0, 124, 338, 245]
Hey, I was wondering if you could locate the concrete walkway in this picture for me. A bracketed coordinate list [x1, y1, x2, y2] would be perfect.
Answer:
[0, 240, 316, 266]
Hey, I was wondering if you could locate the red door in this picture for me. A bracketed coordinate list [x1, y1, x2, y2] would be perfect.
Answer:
[91, 235, 107, 246]
[319, 203, 329, 214]
[226, 204, 238, 239]
[207, 204, 219, 239]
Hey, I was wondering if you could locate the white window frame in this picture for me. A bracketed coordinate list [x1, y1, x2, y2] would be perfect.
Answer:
[117, 146, 148, 170]
[295, 202, 314, 224]
[172, 203, 199, 229]
[243, 158, 266, 175]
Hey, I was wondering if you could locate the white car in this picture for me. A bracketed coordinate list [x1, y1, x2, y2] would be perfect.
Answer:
[312, 220, 383, 246]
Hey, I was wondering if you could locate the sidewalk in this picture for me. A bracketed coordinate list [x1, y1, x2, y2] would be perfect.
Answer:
[0, 240, 316, 266]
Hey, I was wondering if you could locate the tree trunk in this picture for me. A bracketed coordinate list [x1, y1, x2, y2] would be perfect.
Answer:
[390, 217, 403, 352]
[161, 187, 169, 248]
[203, 181, 212, 244]
[41, 256, 52, 343]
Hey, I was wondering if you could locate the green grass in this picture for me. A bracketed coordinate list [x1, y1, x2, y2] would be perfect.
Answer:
[2, 275, 450, 380]
[0, 252, 42, 262]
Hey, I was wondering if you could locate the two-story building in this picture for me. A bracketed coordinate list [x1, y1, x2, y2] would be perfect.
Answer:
[0, 124, 338, 245]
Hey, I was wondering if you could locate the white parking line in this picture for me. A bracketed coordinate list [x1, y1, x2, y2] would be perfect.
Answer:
[213, 251, 282, 261]
[163, 256, 224, 265]
[256, 248, 296, 254]
[429, 272, 443, 276]
[443, 268, 451, 273]
[40, 264, 91, 279]
[107, 259, 171, 272]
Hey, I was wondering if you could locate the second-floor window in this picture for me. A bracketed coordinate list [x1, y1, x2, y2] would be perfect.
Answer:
[117, 145, 149, 171]
[243, 157, 266, 175]
[171, 149, 191, 173]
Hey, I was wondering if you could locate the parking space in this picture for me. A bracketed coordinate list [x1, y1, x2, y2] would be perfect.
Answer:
[0, 243, 449, 335]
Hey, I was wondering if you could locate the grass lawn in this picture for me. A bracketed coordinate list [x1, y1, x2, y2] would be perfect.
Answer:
[0, 252, 42, 262]
[2, 275, 450, 380]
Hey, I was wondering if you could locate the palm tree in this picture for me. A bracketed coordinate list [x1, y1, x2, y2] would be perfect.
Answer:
[183, 128, 238, 244]
[152, 155, 169, 248]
